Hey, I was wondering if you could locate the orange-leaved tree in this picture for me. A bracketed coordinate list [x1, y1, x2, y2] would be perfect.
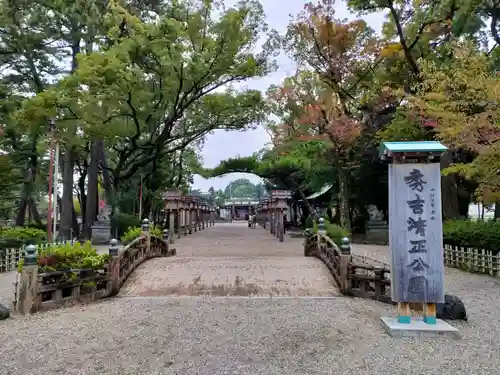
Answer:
[267, 71, 362, 231]
[275, 0, 385, 230]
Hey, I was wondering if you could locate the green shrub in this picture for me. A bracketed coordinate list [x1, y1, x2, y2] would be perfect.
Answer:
[111, 213, 141, 239]
[0, 226, 47, 249]
[18, 241, 109, 273]
[325, 221, 350, 247]
[443, 219, 500, 253]
[311, 217, 350, 247]
[305, 216, 315, 229]
[121, 226, 162, 245]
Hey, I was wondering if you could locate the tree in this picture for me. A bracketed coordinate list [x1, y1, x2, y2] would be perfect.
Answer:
[410, 43, 500, 209]
[224, 178, 258, 197]
[9, 0, 276, 239]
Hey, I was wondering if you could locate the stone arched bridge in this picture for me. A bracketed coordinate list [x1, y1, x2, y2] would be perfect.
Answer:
[118, 221, 339, 298]
[1, 221, 500, 374]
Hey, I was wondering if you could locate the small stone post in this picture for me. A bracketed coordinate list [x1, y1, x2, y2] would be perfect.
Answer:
[196, 202, 201, 231]
[183, 198, 188, 236]
[265, 201, 270, 229]
[188, 199, 194, 234]
[177, 203, 182, 239]
[17, 244, 38, 315]
[317, 217, 326, 234]
[339, 236, 351, 293]
[162, 229, 170, 255]
[141, 218, 151, 251]
[201, 204, 206, 230]
[192, 200, 198, 232]
[108, 238, 119, 256]
[108, 238, 121, 296]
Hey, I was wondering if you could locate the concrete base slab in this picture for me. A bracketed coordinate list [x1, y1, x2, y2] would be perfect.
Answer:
[380, 316, 461, 338]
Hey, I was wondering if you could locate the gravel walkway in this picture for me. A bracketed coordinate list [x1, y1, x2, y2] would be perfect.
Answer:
[1, 296, 498, 375]
[1, 223, 499, 374]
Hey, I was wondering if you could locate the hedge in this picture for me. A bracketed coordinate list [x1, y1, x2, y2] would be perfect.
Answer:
[111, 213, 141, 239]
[0, 226, 47, 250]
[17, 241, 109, 273]
[121, 226, 162, 245]
[306, 216, 350, 247]
[443, 219, 500, 253]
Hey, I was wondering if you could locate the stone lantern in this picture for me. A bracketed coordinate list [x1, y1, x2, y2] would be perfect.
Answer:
[162, 189, 183, 244]
[271, 190, 292, 242]
[192, 197, 200, 232]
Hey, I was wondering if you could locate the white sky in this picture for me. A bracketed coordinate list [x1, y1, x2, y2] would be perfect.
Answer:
[192, 0, 385, 191]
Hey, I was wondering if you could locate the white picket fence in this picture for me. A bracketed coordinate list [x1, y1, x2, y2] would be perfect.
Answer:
[0, 240, 76, 273]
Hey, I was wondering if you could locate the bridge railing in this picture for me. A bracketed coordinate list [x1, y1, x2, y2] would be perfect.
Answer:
[303, 218, 391, 302]
[15, 219, 174, 315]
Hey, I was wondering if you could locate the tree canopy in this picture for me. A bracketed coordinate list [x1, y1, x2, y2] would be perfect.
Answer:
[2, 0, 500, 237]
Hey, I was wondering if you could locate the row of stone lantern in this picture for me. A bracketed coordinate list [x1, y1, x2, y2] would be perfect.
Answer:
[256, 190, 292, 242]
[162, 189, 216, 244]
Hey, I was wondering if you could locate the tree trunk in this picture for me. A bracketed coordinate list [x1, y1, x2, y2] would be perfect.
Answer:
[440, 151, 460, 219]
[78, 171, 87, 226]
[338, 168, 351, 232]
[494, 202, 500, 220]
[83, 141, 99, 240]
[97, 139, 113, 198]
[142, 195, 152, 220]
[28, 196, 42, 227]
[59, 148, 76, 240]
[16, 155, 41, 227]
[15, 196, 28, 226]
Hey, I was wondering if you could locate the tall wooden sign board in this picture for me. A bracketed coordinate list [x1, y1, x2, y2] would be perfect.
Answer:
[381, 141, 447, 325]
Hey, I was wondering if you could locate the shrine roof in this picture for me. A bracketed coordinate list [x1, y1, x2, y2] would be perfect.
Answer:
[379, 141, 447, 156]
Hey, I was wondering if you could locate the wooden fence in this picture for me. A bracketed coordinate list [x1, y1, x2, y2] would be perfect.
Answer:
[305, 231, 500, 304]
[443, 243, 499, 276]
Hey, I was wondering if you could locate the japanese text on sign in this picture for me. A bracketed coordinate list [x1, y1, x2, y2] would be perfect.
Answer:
[404, 168, 429, 300]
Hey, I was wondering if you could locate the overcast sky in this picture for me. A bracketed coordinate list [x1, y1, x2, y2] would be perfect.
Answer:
[192, 0, 386, 192]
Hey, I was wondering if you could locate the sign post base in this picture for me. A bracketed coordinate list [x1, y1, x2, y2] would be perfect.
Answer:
[380, 316, 460, 338]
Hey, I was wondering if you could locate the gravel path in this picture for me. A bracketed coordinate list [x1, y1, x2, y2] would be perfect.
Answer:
[1, 223, 500, 374]
[1, 296, 498, 375]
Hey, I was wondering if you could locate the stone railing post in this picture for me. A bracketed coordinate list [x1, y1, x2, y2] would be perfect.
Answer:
[182, 199, 188, 236]
[202, 205, 206, 230]
[177, 204, 182, 239]
[317, 217, 326, 234]
[192, 202, 197, 232]
[141, 218, 151, 251]
[195, 203, 201, 232]
[265, 202, 270, 229]
[108, 238, 121, 296]
[339, 236, 351, 293]
[188, 200, 194, 234]
[17, 244, 38, 315]
[109, 238, 119, 256]
[169, 210, 175, 244]
[316, 217, 325, 253]
[162, 229, 169, 243]
[269, 201, 274, 234]
[162, 229, 171, 255]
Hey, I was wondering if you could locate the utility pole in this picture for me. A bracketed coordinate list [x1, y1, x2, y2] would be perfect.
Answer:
[47, 118, 56, 242]
[52, 140, 59, 241]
